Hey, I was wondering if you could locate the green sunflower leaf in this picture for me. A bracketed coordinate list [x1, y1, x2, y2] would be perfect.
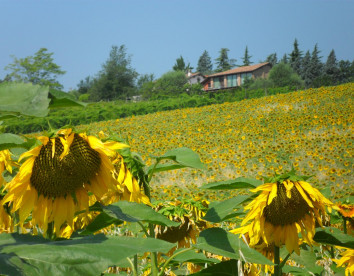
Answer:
[290, 249, 323, 275]
[79, 212, 124, 235]
[102, 201, 180, 227]
[194, 228, 273, 265]
[168, 248, 220, 265]
[202, 195, 251, 223]
[148, 147, 206, 175]
[189, 259, 238, 276]
[0, 233, 175, 276]
[48, 89, 87, 108]
[314, 227, 354, 249]
[0, 133, 40, 151]
[200, 178, 262, 190]
[0, 82, 50, 117]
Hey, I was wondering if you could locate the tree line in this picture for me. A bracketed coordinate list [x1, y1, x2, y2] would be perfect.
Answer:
[1, 39, 353, 102]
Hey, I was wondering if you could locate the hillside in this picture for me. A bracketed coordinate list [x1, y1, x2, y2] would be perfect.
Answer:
[73, 83, 353, 199]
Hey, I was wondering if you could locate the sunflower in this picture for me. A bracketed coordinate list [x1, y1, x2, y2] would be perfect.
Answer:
[337, 203, 354, 219]
[0, 149, 13, 186]
[231, 171, 333, 255]
[334, 249, 354, 276]
[2, 129, 128, 235]
[110, 154, 150, 205]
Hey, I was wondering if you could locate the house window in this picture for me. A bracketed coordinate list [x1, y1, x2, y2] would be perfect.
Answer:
[241, 73, 253, 85]
[213, 77, 220, 89]
[227, 74, 237, 87]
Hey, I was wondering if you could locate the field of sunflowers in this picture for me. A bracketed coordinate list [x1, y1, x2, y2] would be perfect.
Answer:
[0, 82, 353, 276]
[80, 83, 353, 202]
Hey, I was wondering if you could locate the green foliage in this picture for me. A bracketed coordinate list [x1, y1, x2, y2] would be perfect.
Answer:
[202, 195, 252, 223]
[0, 233, 175, 276]
[4, 85, 299, 134]
[215, 48, 236, 72]
[195, 228, 273, 265]
[190, 260, 238, 276]
[89, 45, 138, 101]
[241, 46, 253, 66]
[289, 38, 303, 76]
[5, 48, 65, 89]
[172, 56, 192, 72]
[151, 70, 188, 96]
[78, 93, 90, 102]
[197, 50, 213, 75]
[200, 177, 262, 190]
[0, 82, 50, 118]
[266, 52, 278, 66]
[314, 227, 354, 249]
[268, 63, 304, 88]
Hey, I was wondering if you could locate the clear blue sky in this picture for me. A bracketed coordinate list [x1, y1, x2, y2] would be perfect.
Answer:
[1, 0, 353, 91]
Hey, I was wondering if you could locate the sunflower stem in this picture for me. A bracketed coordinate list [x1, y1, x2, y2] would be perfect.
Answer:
[273, 245, 281, 276]
[126, 257, 138, 276]
[158, 248, 194, 276]
[343, 217, 347, 234]
[133, 254, 138, 275]
[143, 168, 159, 276]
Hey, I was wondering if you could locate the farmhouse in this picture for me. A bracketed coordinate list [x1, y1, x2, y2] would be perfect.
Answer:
[202, 62, 271, 91]
[187, 71, 206, 84]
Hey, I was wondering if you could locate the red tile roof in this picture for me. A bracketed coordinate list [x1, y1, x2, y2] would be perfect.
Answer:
[207, 62, 270, 77]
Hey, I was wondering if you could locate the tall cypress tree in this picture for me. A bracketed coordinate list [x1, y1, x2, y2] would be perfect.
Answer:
[281, 53, 288, 64]
[324, 49, 339, 84]
[301, 50, 312, 88]
[197, 50, 213, 75]
[309, 44, 323, 87]
[242, 46, 253, 66]
[289, 39, 303, 75]
[215, 48, 236, 72]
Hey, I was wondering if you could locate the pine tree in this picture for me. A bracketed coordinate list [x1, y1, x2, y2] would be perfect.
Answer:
[215, 48, 236, 72]
[173, 56, 186, 71]
[301, 50, 312, 88]
[197, 50, 213, 75]
[324, 49, 339, 84]
[309, 43, 323, 87]
[289, 39, 303, 75]
[242, 46, 253, 66]
[281, 53, 288, 64]
[266, 53, 278, 67]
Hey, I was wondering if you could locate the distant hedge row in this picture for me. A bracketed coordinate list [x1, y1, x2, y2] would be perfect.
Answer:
[5, 86, 296, 134]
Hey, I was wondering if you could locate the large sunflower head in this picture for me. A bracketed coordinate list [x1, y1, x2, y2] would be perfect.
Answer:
[2, 129, 128, 236]
[231, 170, 333, 255]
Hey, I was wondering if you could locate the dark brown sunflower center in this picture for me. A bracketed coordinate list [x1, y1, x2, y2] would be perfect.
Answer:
[263, 182, 310, 225]
[30, 134, 101, 197]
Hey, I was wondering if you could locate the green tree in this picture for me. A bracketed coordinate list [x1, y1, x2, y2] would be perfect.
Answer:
[268, 62, 304, 88]
[241, 46, 253, 66]
[197, 50, 213, 75]
[309, 44, 323, 87]
[300, 50, 312, 88]
[152, 71, 187, 97]
[215, 48, 236, 72]
[323, 49, 340, 84]
[77, 76, 93, 95]
[173, 56, 186, 71]
[338, 60, 354, 84]
[289, 39, 303, 75]
[5, 48, 66, 89]
[266, 53, 278, 67]
[172, 56, 193, 72]
[281, 53, 288, 64]
[137, 73, 155, 90]
[89, 45, 138, 101]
